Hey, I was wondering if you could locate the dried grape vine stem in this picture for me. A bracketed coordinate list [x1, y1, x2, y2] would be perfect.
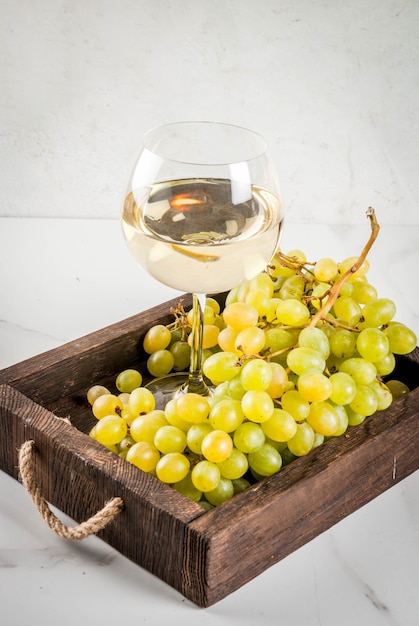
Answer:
[308, 207, 380, 327]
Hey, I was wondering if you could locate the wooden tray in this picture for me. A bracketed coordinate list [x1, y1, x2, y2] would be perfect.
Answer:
[0, 295, 418, 607]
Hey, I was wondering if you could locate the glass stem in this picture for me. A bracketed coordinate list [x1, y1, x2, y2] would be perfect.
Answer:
[187, 293, 210, 395]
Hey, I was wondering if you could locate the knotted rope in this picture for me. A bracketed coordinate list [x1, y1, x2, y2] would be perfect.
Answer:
[18, 440, 124, 540]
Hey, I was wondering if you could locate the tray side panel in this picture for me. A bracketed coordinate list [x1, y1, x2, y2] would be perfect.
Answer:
[185, 387, 419, 606]
[0, 384, 205, 597]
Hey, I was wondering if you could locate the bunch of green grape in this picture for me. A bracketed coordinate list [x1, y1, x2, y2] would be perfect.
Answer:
[86, 248, 416, 509]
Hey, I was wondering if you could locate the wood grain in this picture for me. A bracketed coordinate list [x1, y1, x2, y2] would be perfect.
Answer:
[0, 298, 418, 607]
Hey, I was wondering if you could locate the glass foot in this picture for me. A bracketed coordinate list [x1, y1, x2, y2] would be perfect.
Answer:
[145, 373, 213, 410]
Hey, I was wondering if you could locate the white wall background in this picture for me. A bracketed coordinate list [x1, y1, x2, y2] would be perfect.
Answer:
[1, 0, 418, 224]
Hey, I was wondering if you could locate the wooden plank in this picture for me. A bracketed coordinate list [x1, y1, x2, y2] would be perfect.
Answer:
[0, 384, 205, 597]
[0, 296, 418, 607]
[184, 385, 419, 606]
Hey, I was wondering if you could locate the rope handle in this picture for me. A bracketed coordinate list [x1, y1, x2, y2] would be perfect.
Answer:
[18, 440, 124, 540]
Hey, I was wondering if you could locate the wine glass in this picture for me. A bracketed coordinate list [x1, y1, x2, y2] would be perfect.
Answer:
[121, 121, 283, 408]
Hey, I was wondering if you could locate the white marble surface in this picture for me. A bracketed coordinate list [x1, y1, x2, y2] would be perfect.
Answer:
[0, 217, 418, 625]
[1, 0, 419, 225]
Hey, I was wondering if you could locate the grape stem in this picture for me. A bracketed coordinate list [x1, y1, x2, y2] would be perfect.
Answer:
[308, 207, 380, 327]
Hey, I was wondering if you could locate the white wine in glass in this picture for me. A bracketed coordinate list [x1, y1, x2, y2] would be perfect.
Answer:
[121, 121, 283, 406]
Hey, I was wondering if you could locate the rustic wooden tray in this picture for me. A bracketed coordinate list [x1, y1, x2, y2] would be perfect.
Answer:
[0, 295, 418, 607]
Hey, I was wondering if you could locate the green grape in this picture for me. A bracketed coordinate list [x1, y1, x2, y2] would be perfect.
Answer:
[312, 432, 325, 449]
[333, 296, 362, 323]
[281, 389, 310, 421]
[94, 415, 128, 445]
[297, 371, 333, 403]
[203, 351, 241, 384]
[154, 425, 187, 454]
[356, 327, 390, 362]
[310, 282, 331, 310]
[118, 435, 135, 453]
[374, 352, 396, 377]
[186, 422, 213, 455]
[281, 447, 298, 466]
[241, 390, 274, 423]
[170, 341, 191, 371]
[298, 326, 330, 359]
[201, 430, 233, 463]
[210, 381, 230, 403]
[87, 384, 110, 406]
[265, 297, 281, 322]
[233, 422, 265, 453]
[217, 326, 239, 352]
[261, 408, 297, 442]
[313, 257, 338, 282]
[118, 392, 131, 406]
[249, 271, 275, 296]
[164, 398, 191, 430]
[198, 500, 214, 511]
[115, 369, 143, 393]
[175, 392, 211, 423]
[232, 477, 251, 495]
[143, 324, 171, 354]
[346, 406, 366, 426]
[264, 327, 296, 353]
[329, 329, 357, 359]
[209, 398, 244, 433]
[227, 377, 247, 400]
[187, 305, 217, 327]
[234, 326, 266, 355]
[203, 304, 217, 324]
[248, 443, 282, 476]
[264, 437, 288, 452]
[339, 256, 369, 280]
[92, 393, 123, 419]
[368, 379, 393, 410]
[128, 387, 156, 416]
[130, 410, 168, 444]
[269, 256, 296, 278]
[224, 284, 240, 306]
[349, 385, 379, 416]
[386, 379, 410, 399]
[217, 447, 249, 479]
[276, 299, 310, 326]
[206, 297, 221, 315]
[338, 358, 377, 385]
[287, 422, 315, 456]
[265, 362, 289, 399]
[223, 302, 259, 330]
[156, 453, 190, 483]
[328, 371, 357, 405]
[173, 472, 202, 502]
[191, 460, 221, 492]
[361, 298, 396, 327]
[168, 328, 183, 346]
[205, 477, 235, 506]
[240, 359, 272, 391]
[147, 349, 175, 377]
[350, 278, 377, 304]
[278, 274, 305, 300]
[338, 281, 353, 297]
[126, 441, 160, 472]
[286, 347, 326, 376]
[287, 248, 307, 263]
[245, 288, 271, 317]
[195, 324, 220, 350]
[383, 323, 417, 355]
[386, 379, 410, 400]
[330, 403, 349, 436]
[307, 402, 340, 436]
